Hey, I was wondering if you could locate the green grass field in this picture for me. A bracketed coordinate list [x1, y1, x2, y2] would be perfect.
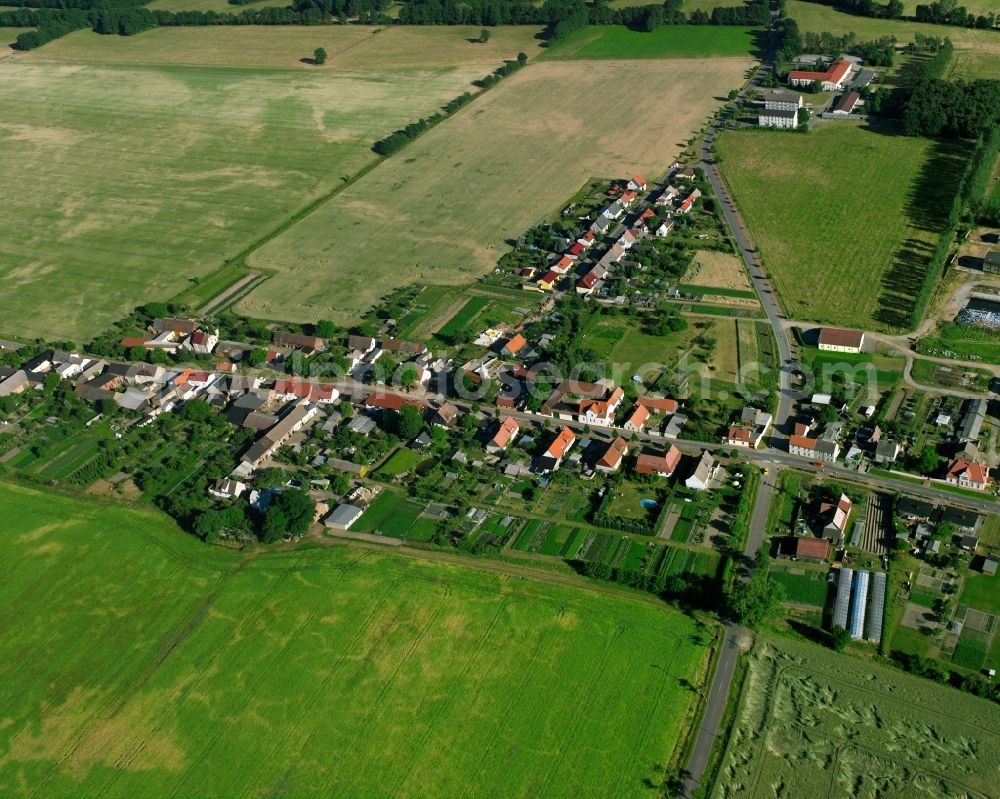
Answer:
[0, 27, 536, 341]
[716, 122, 968, 332]
[785, 1, 1000, 79]
[961, 571, 1000, 614]
[0, 481, 712, 797]
[244, 56, 751, 325]
[712, 635, 1000, 799]
[539, 24, 760, 60]
[375, 447, 426, 476]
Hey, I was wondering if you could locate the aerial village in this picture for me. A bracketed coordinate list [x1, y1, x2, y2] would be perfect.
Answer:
[0, 163, 997, 658]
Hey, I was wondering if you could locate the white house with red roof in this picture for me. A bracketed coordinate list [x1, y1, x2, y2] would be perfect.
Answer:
[623, 403, 650, 432]
[635, 445, 682, 478]
[595, 436, 629, 474]
[579, 386, 625, 426]
[788, 58, 853, 91]
[946, 459, 989, 491]
[540, 427, 576, 472]
[677, 188, 702, 215]
[486, 416, 520, 454]
[628, 174, 647, 191]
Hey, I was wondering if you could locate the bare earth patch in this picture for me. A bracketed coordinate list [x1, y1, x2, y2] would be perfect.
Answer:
[244, 57, 754, 325]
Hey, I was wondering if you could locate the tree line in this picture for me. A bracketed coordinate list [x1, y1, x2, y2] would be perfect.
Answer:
[792, 0, 995, 28]
[905, 122, 999, 327]
[372, 54, 526, 155]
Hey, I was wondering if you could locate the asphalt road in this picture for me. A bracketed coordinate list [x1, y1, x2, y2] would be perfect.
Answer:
[698, 75, 796, 447]
[680, 620, 742, 796]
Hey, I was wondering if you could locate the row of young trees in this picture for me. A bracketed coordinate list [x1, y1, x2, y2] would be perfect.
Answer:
[372, 55, 526, 155]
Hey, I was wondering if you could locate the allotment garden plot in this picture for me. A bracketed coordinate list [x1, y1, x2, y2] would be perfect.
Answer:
[712, 635, 1000, 799]
[0, 482, 712, 798]
[0, 32, 493, 341]
[244, 56, 754, 325]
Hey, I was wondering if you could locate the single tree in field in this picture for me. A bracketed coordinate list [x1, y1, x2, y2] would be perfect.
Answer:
[478, 28, 490, 43]
[313, 47, 327, 65]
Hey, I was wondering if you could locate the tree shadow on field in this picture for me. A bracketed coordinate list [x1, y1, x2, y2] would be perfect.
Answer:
[787, 619, 832, 647]
[875, 237, 934, 330]
[861, 126, 970, 329]
[749, 30, 769, 61]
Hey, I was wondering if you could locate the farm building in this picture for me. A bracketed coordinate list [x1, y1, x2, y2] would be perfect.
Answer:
[831, 91, 861, 115]
[635, 446, 682, 478]
[324, 503, 363, 530]
[866, 571, 886, 644]
[817, 327, 865, 353]
[984, 250, 1000, 275]
[794, 536, 830, 562]
[788, 58, 854, 91]
[832, 568, 854, 630]
[848, 569, 870, 640]
[959, 398, 987, 442]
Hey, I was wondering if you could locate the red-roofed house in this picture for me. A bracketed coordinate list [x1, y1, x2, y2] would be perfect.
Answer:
[365, 390, 425, 412]
[502, 334, 527, 357]
[540, 427, 576, 471]
[568, 241, 585, 257]
[677, 189, 702, 215]
[121, 336, 150, 349]
[576, 271, 600, 295]
[635, 445, 682, 478]
[621, 189, 638, 207]
[623, 403, 650, 432]
[946, 459, 989, 491]
[552, 255, 576, 275]
[486, 416, 520, 454]
[537, 270, 560, 291]
[788, 58, 853, 91]
[637, 396, 678, 415]
[628, 174, 647, 191]
[272, 379, 338, 404]
[579, 386, 624, 426]
[578, 230, 596, 248]
[595, 436, 629, 474]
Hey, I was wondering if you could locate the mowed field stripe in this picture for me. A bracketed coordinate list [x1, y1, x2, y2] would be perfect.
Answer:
[244, 56, 755, 325]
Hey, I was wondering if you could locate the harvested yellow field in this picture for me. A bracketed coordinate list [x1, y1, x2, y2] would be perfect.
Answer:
[688, 250, 753, 292]
[26, 25, 545, 69]
[244, 57, 754, 324]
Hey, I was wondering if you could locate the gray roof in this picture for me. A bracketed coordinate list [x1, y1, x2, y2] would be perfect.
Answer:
[985, 250, 1000, 267]
[324, 503, 363, 529]
[347, 416, 376, 436]
[766, 90, 801, 105]
[960, 398, 987, 442]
